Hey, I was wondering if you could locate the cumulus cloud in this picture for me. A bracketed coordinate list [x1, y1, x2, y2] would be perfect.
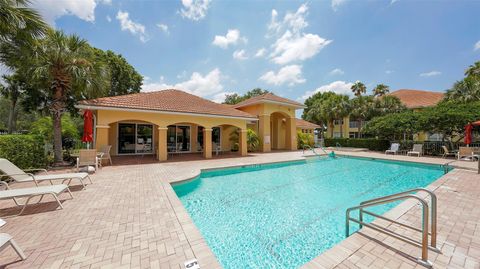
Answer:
[116, 11, 148, 42]
[255, 48, 266, 58]
[233, 50, 248, 60]
[329, 68, 344, 76]
[212, 29, 247, 49]
[331, 0, 347, 11]
[474, 40, 480, 51]
[267, 4, 332, 65]
[300, 81, 354, 101]
[32, 0, 97, 25]
[259, 65, 306, 86]
[179, 0, 211, 21]
[142, 69, 223, 97]
[157, 23, 169, 34]
[420, 71, 441, 77]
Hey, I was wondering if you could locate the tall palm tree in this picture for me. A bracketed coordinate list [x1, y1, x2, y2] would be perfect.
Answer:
[0, 0, 47, 40]
[350, 95, 375, 137]
[465, 61, 480, 78]
[372, 84, 390, 97]
[26, 30, 107, 164]
[351, 81, 366, 97]
[445, 78, 480, 103]
[1, 74, 28, 133]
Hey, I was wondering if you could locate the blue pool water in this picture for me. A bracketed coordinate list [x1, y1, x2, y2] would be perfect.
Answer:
[173, 157, 446, 269]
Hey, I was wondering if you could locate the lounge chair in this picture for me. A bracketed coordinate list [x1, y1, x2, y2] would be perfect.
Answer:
[0, 218, 26, 260]
[76, 149, 99, 172]
[441, 146, 457, 159]
[0, 181, 72, 215]
[458, 147, 480, 161]
[385, 143, 400, 155]
[407, 144, 423, 157]
[0, 158, 92, 190]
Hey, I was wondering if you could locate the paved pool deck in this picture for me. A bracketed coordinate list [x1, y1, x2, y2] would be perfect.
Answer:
[0, 150, 479, 269]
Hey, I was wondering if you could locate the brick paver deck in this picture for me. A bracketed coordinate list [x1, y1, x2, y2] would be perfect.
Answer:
[0, 150, 478, 268]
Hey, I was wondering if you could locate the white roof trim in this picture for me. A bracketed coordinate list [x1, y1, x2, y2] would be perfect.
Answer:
[75, 104, 259, 121]
[234, 99, 306, 109]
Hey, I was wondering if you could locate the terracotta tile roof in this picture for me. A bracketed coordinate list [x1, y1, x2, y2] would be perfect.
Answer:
[296, 118, 321, 129]
[78, 89, 257, 119]
[388, 89, 444, 109]
[232, 93, 305, 108]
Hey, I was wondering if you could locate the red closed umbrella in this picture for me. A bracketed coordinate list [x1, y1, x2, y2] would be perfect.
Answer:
[82, 110, 94, 148]
[465, 123, 473, 145]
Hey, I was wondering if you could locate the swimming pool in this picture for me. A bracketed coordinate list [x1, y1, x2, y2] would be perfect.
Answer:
[173, 156, 446, 269]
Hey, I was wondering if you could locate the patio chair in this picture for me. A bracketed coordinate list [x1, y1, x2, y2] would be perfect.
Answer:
[76, 149, 99, 172]
[385, 143, 400, 155]
[0, 158, 92, 190]
[407, 144, 423, 157]
[0, 218, 26, 260]
[457, 146, 479, 161]
[98, 145, 112, 166]
[441, 146, 457, 159]
[0, 181, 73, 215]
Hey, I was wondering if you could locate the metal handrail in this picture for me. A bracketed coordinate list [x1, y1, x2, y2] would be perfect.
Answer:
[359, 188, 438, 249]
[346, 193, 434, 267]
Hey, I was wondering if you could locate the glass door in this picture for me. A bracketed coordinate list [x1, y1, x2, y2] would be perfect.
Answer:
[118, 123, 136, 154]
[137, 124, 153, 153]
[176, 126, 191, 152]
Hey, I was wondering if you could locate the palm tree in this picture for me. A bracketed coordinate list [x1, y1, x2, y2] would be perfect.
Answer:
[445, 78, 480, 103]
[373, 84, 390, 97]
[350, 95, 375, 137]
[0, 74, 28, 133]
[351, 81, 366, 97]
[374, 95, 406, 115]
[26, 30, 107, 164]
[465, 61, 480, 78]
[0, 0, 47, 40]
[331, 95, 351, 138]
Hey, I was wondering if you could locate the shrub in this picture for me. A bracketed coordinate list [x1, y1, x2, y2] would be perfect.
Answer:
[30, 114, 80, 150]
[297, 131, 314, 149]
[324, 138, 390, 151]
[0, 135, 47, 169]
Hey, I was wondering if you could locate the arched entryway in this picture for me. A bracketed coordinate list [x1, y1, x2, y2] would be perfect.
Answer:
[270, 112, 289, 150]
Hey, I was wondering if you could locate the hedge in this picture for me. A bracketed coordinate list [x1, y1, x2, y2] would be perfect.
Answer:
[0, 135, 47, 169]
[324, 138, 390, 151]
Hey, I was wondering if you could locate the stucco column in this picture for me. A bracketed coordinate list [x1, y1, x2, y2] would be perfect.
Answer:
[95, 125, 110, 149]
[285, 117, 297, 150]
[203, 128, 212, 159]
[158, 127, 168, 161]
[258, 114, 271, 152]
[239, 129, 248, 156]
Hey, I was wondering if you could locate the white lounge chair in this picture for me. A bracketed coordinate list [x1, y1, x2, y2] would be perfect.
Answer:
[385, 143, 400, 155]
[0, 181, 72, 215]
[407, 144, 423, 157]
[0, 158, 92, 190]
[0, 218, 26, 260]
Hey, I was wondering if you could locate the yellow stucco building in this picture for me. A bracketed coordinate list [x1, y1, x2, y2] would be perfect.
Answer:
[76, 90, 311, 161]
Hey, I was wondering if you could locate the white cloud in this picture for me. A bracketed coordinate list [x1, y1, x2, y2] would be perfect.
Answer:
[259, 65, 306, 86]
[331, 0, 347, 11]
[329, 68, 344, 76]
[255, 48, 266, 58]
[270, 31, 332, 65]
[300, 81, 354, 101]
[32, 0, 97, 25]
[142, 69, 223, 97]
[212, 29, 247, 49]
[116, 11, 148, 43]
[106, 15, 111, 22]
[420, 71, 441, 77]
[267, 4, 332, 65]
[212, 91, 237, 103]
[157, 23, 169, 34]
[474, 40, 480, 51]
[385, 70, 394, 74]
[233, 50, 248, 60]
[180, 0, 211, 21]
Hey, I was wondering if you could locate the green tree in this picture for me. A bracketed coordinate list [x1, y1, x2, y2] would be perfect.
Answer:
[23, 30, 107, 164]
[444, 77, 480, 102]
[351, 81, 366, 97]
[363, 111, 420, 141]
[229, 128, 260, 152]
[224, 88, 270, 104]
[93, 49, 143, 96]
[330, 94, 351, 138]
[349, 95, 375, 137]
[0, 0, 47, 41]
[465, 61, 480, 78]
[372, 84, 390, 97]
[374, 95, 406, 116]
[0, 74, 30, 133]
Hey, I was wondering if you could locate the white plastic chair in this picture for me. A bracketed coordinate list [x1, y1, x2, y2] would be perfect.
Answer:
[385, 143, 400, 155]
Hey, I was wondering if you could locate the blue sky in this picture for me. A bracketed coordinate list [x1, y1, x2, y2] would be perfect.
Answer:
[33, 0, 480, 105]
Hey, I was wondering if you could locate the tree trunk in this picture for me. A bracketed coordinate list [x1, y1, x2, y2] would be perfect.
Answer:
[7, 100, 16, 134]
[52, 86, 65, 164]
